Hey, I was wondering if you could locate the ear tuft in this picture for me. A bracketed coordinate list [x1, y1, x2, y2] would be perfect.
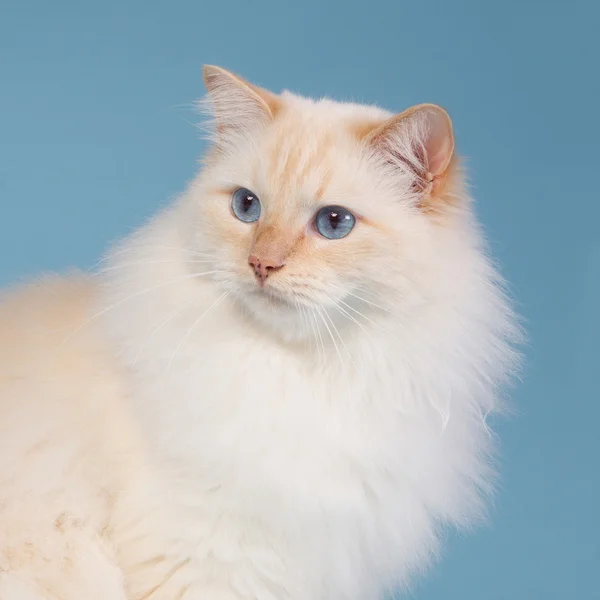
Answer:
[201, 65, 280, 141]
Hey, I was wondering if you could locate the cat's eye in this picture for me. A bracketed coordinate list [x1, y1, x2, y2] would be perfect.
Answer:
[231, 188, 261, 223]
[315, 205, 356, 240]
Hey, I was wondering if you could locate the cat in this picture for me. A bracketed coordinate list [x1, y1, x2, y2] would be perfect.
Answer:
[0, 65, 521, 600]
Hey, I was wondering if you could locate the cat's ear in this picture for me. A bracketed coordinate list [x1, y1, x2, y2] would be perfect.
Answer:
[202, 65, 280, 140]
[366, 104, 455, 201]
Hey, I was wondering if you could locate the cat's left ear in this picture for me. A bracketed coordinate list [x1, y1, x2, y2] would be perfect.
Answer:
[202, 65, 280, 140]
[366, 104, 455, 200]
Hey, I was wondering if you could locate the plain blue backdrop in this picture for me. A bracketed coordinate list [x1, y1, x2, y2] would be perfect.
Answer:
[1, 0, 598, 598]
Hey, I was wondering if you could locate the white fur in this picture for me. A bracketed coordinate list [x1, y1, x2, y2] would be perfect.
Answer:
[0, 88, 520, 600]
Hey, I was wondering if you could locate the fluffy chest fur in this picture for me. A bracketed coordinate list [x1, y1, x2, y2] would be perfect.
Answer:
[130, 311, 421, 512]
[112, 304, 449, 598]
[100, 219, 501, 600]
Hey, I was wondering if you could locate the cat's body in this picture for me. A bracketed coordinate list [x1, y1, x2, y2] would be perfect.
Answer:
[0, 67, 520, 600]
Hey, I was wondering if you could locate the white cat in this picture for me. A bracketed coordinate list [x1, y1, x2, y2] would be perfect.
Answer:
[0, 66, 521, 600]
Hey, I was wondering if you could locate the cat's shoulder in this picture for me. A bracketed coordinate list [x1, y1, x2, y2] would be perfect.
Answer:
[0, 273, 102, 370]
[0, 271, 94, 323]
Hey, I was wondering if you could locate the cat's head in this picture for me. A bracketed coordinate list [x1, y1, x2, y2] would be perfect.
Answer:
[189, 66, 463, 342]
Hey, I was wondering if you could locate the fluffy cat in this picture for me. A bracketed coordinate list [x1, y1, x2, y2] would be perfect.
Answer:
[0, 66, 521, 600]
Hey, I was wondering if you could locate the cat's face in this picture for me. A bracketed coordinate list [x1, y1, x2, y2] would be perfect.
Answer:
[190, 67, 456, 341]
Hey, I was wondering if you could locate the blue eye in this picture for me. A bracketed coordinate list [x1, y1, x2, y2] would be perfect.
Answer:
[315, 205, 356, 239]
[231, 188, 261, 223]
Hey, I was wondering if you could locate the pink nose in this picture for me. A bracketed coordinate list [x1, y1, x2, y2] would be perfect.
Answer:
[248, 255, 284, 285]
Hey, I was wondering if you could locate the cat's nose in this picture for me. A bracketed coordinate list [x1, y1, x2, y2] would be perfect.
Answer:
[248, 255, 285, 285]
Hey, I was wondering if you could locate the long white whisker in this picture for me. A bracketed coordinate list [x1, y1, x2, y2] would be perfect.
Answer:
[324, 306, 355, 370]
[338, 296, 402, 343]
[310, 307, 325, 364]
[332, 301, 370, 337]
[292, 296, 304, 336]
[307, 306, 319, 360]
[323, 307, 347, 355]
[316, 305, 344, 369]
[88, 260, 216, 278]
[130, 298, 198, 366]
[337, 298, 380, 330]
[326, 282, 402, 320]
[297, 302, 313, 355]
[90, 245, 216, 270]
[295, 299, 317, 358]
[164, 290, 230, 374]
[56, 271, 223, 350]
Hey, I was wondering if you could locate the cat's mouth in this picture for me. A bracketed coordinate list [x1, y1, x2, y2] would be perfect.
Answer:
[247, 282, 325, 314]
[237, 275, 324, 314]
[249, 286, 293, 308]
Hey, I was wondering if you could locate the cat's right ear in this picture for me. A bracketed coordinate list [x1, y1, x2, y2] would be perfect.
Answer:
[362, 104, 455, 205]
[201, 65, 280, 141]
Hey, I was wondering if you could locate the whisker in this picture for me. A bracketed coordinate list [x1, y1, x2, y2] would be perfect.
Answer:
[164, 290, 230, 374]
[90, 245, 216, 270]
[305, 304, 317, 359]
[310, 307, 325, 364]
[324, 306, 356, 370]
[329, 283, 404, 322]
[88, 260, 216, 278]
[337, 296, 403, 344]
[332, 301, 371, 337]
[336, 298, 380, 330]
[292, 296, 303, 331]
[303, 305, 316, 357]
[296, 301, 312, 354]
[131, 297, 199, 367]
[316, 305, 344, 369]
[294, 297, 316, 357]
[56, 271, 223, 350]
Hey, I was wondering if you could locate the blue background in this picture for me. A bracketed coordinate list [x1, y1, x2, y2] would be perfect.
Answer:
[1, 0, 598, 598]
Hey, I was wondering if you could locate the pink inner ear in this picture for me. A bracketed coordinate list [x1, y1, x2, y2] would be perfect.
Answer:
[421, 107, 454, 177]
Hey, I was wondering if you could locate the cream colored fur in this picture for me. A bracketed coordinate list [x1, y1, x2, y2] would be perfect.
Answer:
[0, 67, 521, 600]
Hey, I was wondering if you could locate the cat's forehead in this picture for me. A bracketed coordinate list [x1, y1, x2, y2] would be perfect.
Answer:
[251, 96, 392, 205]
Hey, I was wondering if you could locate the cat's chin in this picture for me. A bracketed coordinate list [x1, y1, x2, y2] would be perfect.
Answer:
[238, 287, 316, 344]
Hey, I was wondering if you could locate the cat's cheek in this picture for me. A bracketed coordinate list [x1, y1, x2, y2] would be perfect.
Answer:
[198, 203, 255, 261]
[314, 234, 380, 282]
